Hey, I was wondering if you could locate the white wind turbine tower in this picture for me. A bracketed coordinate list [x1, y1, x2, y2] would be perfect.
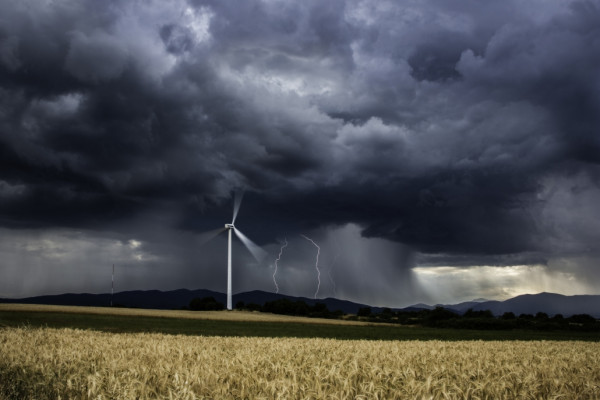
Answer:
[216, 192, 267, 310]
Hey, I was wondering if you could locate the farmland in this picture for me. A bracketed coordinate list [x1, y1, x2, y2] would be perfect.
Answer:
[1, 326, 599, 399]
[1, 305, 600, 399]
[0, 303, 371, 325]
[2, 303, 599, 341]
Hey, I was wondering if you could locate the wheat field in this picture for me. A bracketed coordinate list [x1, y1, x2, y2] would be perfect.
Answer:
[1, 326, 599, 399]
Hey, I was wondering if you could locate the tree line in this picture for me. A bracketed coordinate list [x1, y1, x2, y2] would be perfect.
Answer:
[187, 297, 599, 331]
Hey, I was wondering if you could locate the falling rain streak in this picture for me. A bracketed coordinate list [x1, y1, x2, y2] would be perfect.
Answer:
[328, 254, 339, 297]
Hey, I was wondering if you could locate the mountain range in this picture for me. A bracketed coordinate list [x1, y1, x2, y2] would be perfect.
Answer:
[1, 290, 599, 318]
[440, 292, 600, 318]
[0, 289, 380, 315]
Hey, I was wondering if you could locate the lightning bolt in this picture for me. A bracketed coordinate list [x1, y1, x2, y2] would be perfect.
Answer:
[273, 238, 288, 294]
[301, 234, 321, 299]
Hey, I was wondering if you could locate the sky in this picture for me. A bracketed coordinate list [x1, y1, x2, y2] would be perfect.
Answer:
[1, 0, 599, 307]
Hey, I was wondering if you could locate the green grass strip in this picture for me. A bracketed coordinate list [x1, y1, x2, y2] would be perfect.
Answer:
[1, 310, 599, 341]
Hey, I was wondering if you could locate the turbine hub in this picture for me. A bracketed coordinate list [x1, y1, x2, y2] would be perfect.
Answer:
[225, 223, 235, 229]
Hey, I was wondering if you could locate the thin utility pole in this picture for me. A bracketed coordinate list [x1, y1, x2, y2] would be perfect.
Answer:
[111, 264, 114, 307]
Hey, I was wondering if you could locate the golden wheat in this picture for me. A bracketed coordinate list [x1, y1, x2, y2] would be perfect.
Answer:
[1, 327, 599, 399]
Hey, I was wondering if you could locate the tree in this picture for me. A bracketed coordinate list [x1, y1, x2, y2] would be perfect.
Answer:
[263, 299, 294, 314]
[464, 309, 494, 318]
[294, 301, 309, 316]
[312, 303, 328, 313]
[189, 296, 225, 311]
[357, 307, 372, 317]
[428, 307, 457, 322]
[568, 314, 596, 324]
[310, 303, 330, 318]
[501, 312, 516, 320]
[379, 308, 394, 320]
[262, 299, 311, 316]
[535, 312, 549, 320]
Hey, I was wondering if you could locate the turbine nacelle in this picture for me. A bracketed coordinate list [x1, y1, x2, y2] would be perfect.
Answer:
[225, 223, 235, 229]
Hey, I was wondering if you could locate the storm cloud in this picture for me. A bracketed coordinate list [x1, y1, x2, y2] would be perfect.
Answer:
[1, 0, 599, 305]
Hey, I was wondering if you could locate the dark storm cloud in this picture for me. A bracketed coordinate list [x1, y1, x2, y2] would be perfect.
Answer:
[1, 0, 599, 271]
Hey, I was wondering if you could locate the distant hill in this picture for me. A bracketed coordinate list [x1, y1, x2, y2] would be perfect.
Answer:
[235, 290, 393, 314]
[470, 293, 600, 318]
[2, 290, 599, 317]
[0, 289, 380, 315]
[0, 289, 224, 310]
[409, 293, 600, 318]
[439, 299, 492, 314]
[407, 303, 434, 310]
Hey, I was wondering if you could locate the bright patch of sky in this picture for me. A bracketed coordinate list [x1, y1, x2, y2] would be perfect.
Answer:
[413, 265, 593, 305]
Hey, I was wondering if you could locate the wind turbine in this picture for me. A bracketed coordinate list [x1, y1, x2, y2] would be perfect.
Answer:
[217, 192, 267, 310]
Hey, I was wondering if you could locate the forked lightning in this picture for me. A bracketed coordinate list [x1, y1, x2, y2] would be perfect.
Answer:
[273, 238, 288, 294]
[301, 234, 321, 299]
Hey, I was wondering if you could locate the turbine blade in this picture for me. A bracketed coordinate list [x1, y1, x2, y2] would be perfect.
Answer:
[231, 191, 245, 224]
[234, 228, 267, 262]
[197, 227, 226, 246]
